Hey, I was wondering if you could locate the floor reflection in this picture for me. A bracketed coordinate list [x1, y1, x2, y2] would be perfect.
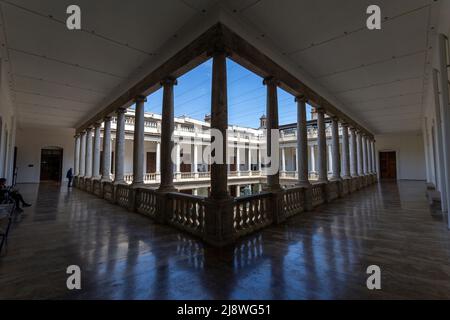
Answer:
[1, 181, 450, 299]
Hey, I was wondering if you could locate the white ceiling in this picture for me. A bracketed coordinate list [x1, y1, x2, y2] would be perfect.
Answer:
[0, 0, 442, 134]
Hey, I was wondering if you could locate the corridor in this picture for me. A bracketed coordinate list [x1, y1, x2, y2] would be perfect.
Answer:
[1, 181, 449, 299]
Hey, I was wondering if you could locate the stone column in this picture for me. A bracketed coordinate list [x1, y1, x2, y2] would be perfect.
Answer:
[114, 108, 126, 183]
[258, 149, 262, 171]
[438, 34, 450, 227]
[74, 134, 80, 176]
[204, 50, 234, 246]
[310, 145, 316, 174]
[158, 77, 177, 191]
[317, 107, 328, 182]
[362, 135, 368, 175]
[281, 147, 286, 172]
[296, 96, 309, 187]
[350, 128, 358, 177]
[85, 127, 93, 177]
[79, 131, 86, 176]
[132, 95, 146, 185]
[101, 116, 112, 181]
[357, 131, 363, 176]
[367, 137, 372, 174]
[264, 76, 281, 190]
[341, 123, 350, 178]
[331, 117, 341, 180]
[156, 141, 161, 173]
[175, 143, 181, 175]
[236, 146, 240, 173]
[92, 122, 101, 179]
[328, 144, 333, 175]
[372, 140, 377, 174]
[248, 147, 252, 171]
[193, 143, 198, 174]
[209, 51, 230, 200]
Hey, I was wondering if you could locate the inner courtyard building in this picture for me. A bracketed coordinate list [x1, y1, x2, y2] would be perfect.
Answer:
[0, 0, 450, 300]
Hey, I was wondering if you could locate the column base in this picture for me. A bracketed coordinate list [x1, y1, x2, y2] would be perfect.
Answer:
[203, 197, 234, 247]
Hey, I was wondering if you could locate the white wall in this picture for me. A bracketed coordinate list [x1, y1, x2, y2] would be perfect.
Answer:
[15, 127, 75, 183]
[375, 132, 426, 180]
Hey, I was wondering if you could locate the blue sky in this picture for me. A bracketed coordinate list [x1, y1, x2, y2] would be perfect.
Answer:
[142, 58, 312, 128]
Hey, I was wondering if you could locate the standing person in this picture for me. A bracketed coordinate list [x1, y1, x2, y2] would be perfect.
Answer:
[66, 168, 73, 188]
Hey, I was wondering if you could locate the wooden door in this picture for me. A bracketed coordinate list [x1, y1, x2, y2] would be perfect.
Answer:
[40, 148, 63, 182]
[379, 151, 396, 179]
[146, 152, 156, 173]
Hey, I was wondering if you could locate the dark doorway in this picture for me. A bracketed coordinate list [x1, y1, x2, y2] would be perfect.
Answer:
[146, 152, 156, 173]
[40, 148, 63, 182]
[379, 151, 396, 180]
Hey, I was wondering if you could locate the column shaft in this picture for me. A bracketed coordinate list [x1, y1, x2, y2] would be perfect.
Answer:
[79, 132, 86, 176]
[85, 128, 93, 177]
[209, 52, 229, 199]
[317, 108, 328, 182]
[264, 77, 281, 190]
[156, 142, 161, 173]
[357, 131, 363, 176]
[350, 128, 357, 176]
[93, 123, 101, 178]
[114, 108, 126, 183]
[281, 147, 286, 172]
[133, 96, 146, 184]
[193, 143, 198, 173]
[331, 117, 341, 180]
[74, 135, 80, 176]
[101, 117, 112, 180]
[296, 97, 309, 184]
[341, 124, 350, 178]
[248, 147, 252, 171]
[159, 78, 177, 191]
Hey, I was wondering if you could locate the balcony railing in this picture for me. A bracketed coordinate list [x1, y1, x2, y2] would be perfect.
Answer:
[74, 173, 378, 247]
[135, 187, 158, 218]
[233, 192, 273, 238]
[167, 193, 206, 237]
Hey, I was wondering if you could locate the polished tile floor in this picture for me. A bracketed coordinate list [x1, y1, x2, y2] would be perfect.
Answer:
[1, 181, 449, 299]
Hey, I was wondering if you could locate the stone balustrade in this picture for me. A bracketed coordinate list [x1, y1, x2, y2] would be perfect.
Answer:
[73, 173, 377, 246]
[233, 192, 273, 238]
[167, 192, 206, 237]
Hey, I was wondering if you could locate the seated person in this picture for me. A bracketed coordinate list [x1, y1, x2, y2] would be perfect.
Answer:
[0, 178, 31, 212]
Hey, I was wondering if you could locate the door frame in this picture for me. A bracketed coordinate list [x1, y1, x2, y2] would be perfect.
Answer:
[378, 149, 399, 180]
[40, 147, 63, 182]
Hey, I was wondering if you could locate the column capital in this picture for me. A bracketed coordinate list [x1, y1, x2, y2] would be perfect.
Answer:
[160, 77, 178, 86]
[135, 95, 147, 103]
[85, 126, 93, 132]
[263, 76, 279, 87]
[93, 121, 102, 128]
[295, 94, 308, 103]
[315, 106, 326, 114]
[74, 134, 80, 138]
[103, 115, 112, 122]
[330, 115, 339, 122]
[341, 122, 349, 128]
[116, 107, 127, 115]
